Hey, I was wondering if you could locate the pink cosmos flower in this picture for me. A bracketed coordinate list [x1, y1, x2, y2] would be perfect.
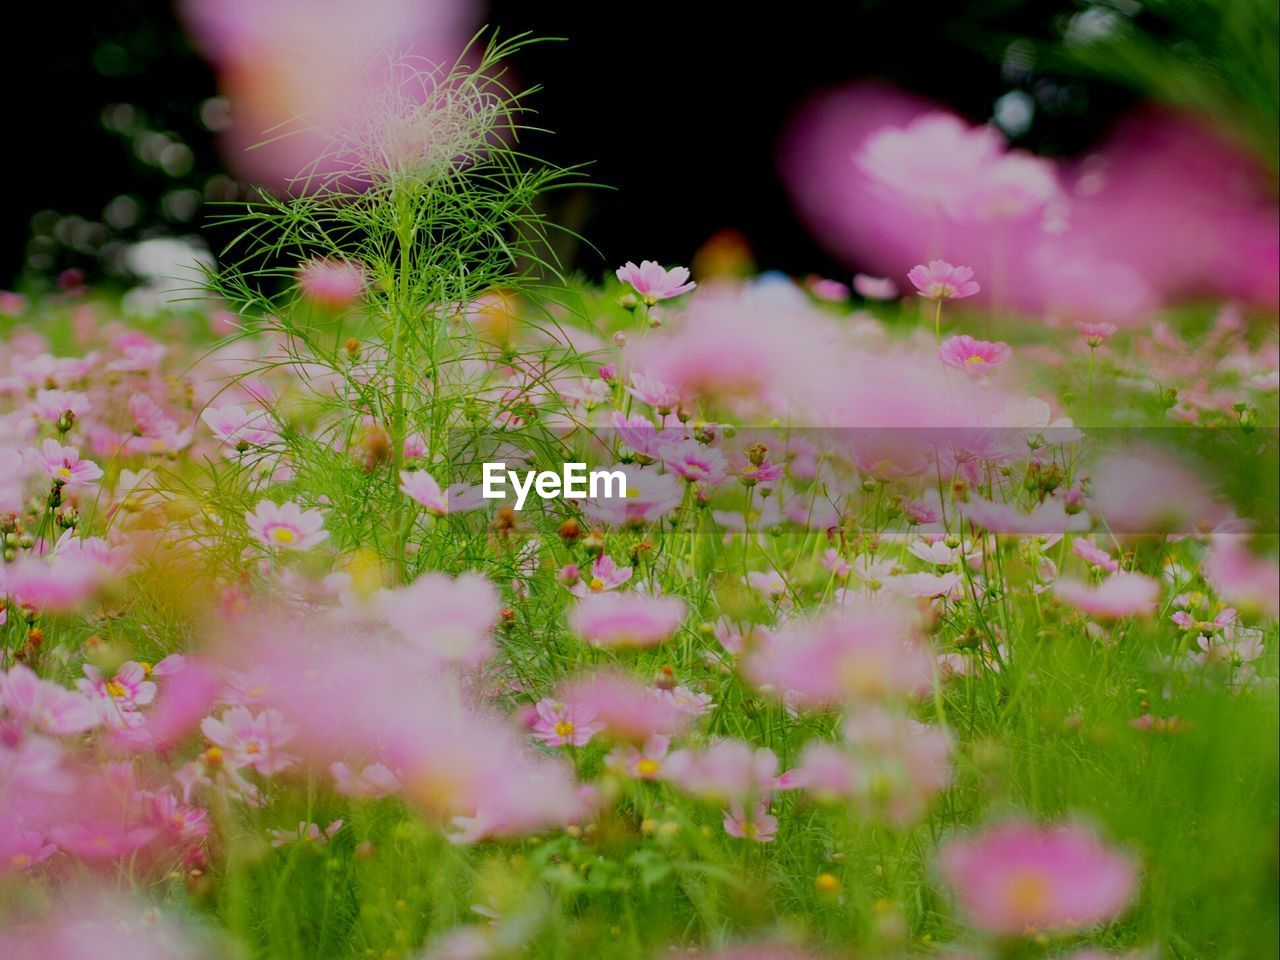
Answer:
[1072, 539, 1120, 574]
[0, 552, 108, 612]
[568, 591, 687, 649]
[556, 671, 692, 743]
[853, 274, 899, 299]
[77, 661, 157, 728]
[615, 260, 697, 304]
[626, 371, 684, 413]
[400, 469, 449, 516]
[0, 815, 56, 873]
[331, 761, 402, 798]
[907, 261, 980, 300]
[605, 733, 670, 780]
[664, 740, 780, 802]
[201, 705, 298, 775]
[937, 819, 1137, 937]
[569, 554, 633, 596]
[0, 665, 101, 735]
[31, 437, 103, 488]
[376, 572, 499, 668]
[201, 403, 280, 449]
[1204, 537, 1280, 618]
[582, 464, 684, 527]
[108, 657, 220, 754]
[939, 335, 1012, 378]
[297, 258, 365, 309]
[30, 388, 91, 425]
[530, 698, 603, 748]
[269, 818, 344, 848]
[724, 797, 777, 843]
[1054, 572, 1160, 620]
[0, 727, 74, 794]
[1077, 321, 1118, 347]
[661, 437, 729, 486]
[745, 599, 933, 706]
[246, 500, 329, 551]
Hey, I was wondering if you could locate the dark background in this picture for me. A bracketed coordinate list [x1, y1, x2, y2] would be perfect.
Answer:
[3, 1, 1137, 289]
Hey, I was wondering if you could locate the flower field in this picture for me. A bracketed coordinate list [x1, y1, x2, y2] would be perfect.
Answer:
[2, 21, 1279, 960]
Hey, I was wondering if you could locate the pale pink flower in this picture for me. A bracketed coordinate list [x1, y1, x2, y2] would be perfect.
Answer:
[0, 815, 57, 872]
[31, 437, 103, 487]
[937, 819, 1137, 937]
[269, 818, 343, 848]
[245, 499, 329, 551]
[0, 665, 101, 735]
[0, 728, 74, 794]
[331, 761, 402, 798]
[568, 592, 687, 649]
[853, 274, 899, 300]
[605, 734, 670, 780]
[201, 403, 279, 449]
[626, 371, 683, 412]
[1072, 539, 1120, 574]
[376, 572, 499, 668]
[582, 464, 684, 527]
[298, 258, 365, 309]
[615, 260, 697, 304]
[400, 469, 449, 516]
[884, 571, 964, 599]
[746, 600, 933, 705]
[201, 705, 298, 775]
[1054, 572, 1160, 620]
[30, 388, 91, 425]
[0, 552, 108, 612]
[664, 740, 779, 802]
[530, 698, 603, 748]
[556, 671, 692, 743]
[1204, 537, 1279, 618]
[569, 554, 633, 596]
[77, 661, 157, 728]
[723, 797, 777, 843]
[661, 437, 729, 485]
[1076, 321, 1118, 346]
[939, 335, 1012, 377]
[908, 261, 980, 300]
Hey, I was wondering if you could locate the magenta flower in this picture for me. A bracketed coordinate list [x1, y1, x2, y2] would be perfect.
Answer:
[530, 698, 603, 748]
[568, 591, 687, 649]
[200, 705, 298, 775]
[661, 437, 729, 485]
[937, 819, 1137, 937]
[246, 500, 329, 551]
[938, 335, 1012, 378]
[907, 260, 980, 300]
[723, 797, 777, 843]
[616, 260, 697, 304]
[0, 665, 101, 736]
[31, 437, 103, 488]
[297, 258, 365, 309]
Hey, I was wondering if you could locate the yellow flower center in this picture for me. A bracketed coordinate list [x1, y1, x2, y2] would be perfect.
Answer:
[11, 853, 31, 869]
[55, 466, 72, 479]
[271, 527, 296, 544]
[245, 742, 261, 755]
[634, 758, 660, 776]
[740, 821, 758, 837]
[1003, 869, 1050, 919]
[965, 355, 987, 365]
[589, 578, 605, 592]
[140, 661, 154, 677]
[554, 720, 575, 738]
[106, 680, 128, 698]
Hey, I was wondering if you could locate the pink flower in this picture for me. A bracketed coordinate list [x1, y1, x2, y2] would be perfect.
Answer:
[606, 734, 670, 780]
[0, 665, 101, 735]
[938, 335, 1012, 377]
[937, 819, 1137, 937]
[1071, 538, 1120, 574]
[376, 572, 499, 668]
[77, 661, 156, 728]
[29, 388, 91, 425]
[1204, 536, 1279, 618]
[297, 258, 365, 309]
[530, 698, 603, 747]
[201, 705, 298, 775]
[31, 437, 103, 488]
[723, 797, 777, 843]
[1076, 321, 1118, 346]
[908, 261, 980, 300]
[664, 740, 779, 802]
[745, 599, 933, 706]
[615, 260, 697, 304]
[568, 592, 687, 649]
[662, 437, 728, 485]
[556, 671, 692, 743]
[569, 554, 633, 596]
[246, 500, 329, 551]
[853, 274, 899, 300]
[582, 464, 684, 528]
[331, 761, 402, 798]
[399, 469, 449, 516]
[1054, 572, 1160, 620]
[201, 403, 280, 449]
[0, 552, 108, 612]
[626, 371, 683, 413]
[269, 818, 343, 848]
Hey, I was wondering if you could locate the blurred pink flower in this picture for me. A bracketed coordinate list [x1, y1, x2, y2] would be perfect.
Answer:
[615, 260, 697, 304]
[246, 500, 329, 551]
[723, 797, 777, 843]
[663, 740, 779, 802]
[908, 261, 980, 301]
[853, 274, 899, 300]
[556, 670, 692, 744]
[201, 705, 299, 775]
[530, 698, 603, 748]
[1077, 321, 1118, 347]
[298, 258, 365, 309]
[331, 761, 402, 798]
[376, 572, 499, 668]
[31, 438, 102, 488]
[0, 665, 101, 736]
[400, 469, 449, 516]
[937, 819, 1137, 937]
[1204, 537, 1280, 618]
[939, 335, 1012, 378]
[1072, 539, 1120, 574]
[1054, 572, 1160, 621]
[568, 592, 687, 649]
